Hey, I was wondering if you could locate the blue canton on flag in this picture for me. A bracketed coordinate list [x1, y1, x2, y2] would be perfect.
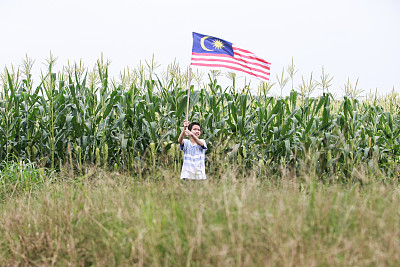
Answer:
[192, 32, 234, 56]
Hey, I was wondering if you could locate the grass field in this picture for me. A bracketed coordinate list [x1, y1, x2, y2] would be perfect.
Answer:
[0, 162, 399, 266]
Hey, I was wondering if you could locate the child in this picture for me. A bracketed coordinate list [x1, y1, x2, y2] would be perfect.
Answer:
[178, 120, 207, 180]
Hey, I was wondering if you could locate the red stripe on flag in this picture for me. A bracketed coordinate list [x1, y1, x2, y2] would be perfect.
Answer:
[232, 46, 271, 64]
[233, 48, 271, 66]
[191, 56, 270, 76]
[191, 62, 270, 81]
[231, 57, 270, 72]
[192, 52, 270, 70]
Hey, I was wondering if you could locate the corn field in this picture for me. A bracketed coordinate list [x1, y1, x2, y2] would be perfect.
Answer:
[1, 55, 400, 180]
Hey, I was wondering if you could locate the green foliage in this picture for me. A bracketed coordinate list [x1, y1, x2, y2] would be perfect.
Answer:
[1, 56, 400, 181]
[0, 160, 54, 200]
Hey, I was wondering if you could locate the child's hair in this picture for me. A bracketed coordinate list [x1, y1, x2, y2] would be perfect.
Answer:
[188, 122, 201, 131]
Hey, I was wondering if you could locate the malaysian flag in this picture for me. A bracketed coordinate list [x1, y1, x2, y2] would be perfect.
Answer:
[191, 32, 271, 81]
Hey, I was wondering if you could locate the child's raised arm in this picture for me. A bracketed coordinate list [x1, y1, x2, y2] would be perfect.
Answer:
[178, 120, 189, 145]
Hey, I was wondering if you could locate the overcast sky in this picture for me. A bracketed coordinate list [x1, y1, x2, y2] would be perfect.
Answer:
[1, 0, 399, 97]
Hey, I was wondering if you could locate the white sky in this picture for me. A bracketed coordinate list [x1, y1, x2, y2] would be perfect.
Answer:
[1, 0, 399, 97]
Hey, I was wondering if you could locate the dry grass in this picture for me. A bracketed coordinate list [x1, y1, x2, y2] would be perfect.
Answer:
[0, 166, 399, 266]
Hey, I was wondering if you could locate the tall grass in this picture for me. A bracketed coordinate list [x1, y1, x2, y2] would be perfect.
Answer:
[0, 166, 399, 266]
[0, 160, 54, 201]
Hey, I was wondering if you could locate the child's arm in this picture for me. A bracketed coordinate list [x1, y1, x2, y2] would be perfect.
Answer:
[184, 130, 205, 148]
[178, 120, 190, 145]
[178, 130, 185, 145]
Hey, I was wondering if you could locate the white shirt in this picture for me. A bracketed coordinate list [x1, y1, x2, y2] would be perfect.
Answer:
[180, 139, 207, 180]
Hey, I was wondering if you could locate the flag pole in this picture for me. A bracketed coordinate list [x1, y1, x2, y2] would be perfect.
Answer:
[186, 67, 193, 121]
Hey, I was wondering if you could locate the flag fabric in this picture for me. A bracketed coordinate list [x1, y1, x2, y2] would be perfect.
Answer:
[191, 32, 271, 81]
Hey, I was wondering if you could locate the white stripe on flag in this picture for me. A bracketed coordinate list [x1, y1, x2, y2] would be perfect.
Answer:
[191, 57, 270, 77]
[191, 61, 270, 81]
[191, 46, 271, 81]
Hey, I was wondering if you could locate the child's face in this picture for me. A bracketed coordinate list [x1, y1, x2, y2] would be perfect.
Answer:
[191, 125, 201, 138]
